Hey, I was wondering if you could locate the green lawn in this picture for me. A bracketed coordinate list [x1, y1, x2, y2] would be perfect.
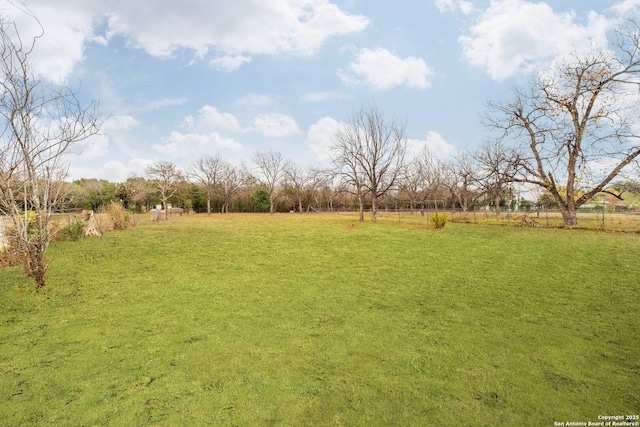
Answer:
[1, 213, 638, 426]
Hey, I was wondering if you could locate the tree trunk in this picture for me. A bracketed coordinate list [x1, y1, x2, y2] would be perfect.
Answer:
[358, 196, 365, 222]
[24, 244, 47, 289]
[206, 197, 211, 215]
[561, 208, 578, 227]
[371, 194, 378, 222]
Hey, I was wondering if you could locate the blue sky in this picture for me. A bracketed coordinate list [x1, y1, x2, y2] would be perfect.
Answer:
[5, 0, 638, 182]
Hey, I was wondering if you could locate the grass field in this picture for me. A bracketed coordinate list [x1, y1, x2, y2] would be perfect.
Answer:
[1, 213, 639, 426]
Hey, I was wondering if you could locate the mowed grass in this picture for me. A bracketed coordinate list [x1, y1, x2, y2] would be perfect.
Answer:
[0, 213, 638, 426]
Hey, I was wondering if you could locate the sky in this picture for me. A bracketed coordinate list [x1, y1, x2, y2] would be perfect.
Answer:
[3, 0, 639, 182]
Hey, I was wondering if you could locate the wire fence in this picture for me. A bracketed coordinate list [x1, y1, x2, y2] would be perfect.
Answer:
[375, 208, 640, 232]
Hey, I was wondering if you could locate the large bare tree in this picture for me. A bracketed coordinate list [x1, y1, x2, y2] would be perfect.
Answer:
[332, 106, 407, 221]
[0, 11, 101, 288]
[485, 20, 640, 226]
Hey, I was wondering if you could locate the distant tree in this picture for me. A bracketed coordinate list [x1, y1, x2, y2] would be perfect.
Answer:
[416, 147, 445, 212]
[74, 178, 117, 210]
[472, 139, 518, 214]
[189, 155, 225, 215]
[219, 162, 244, 213]
[186, 183, 207, 213]
[123, 176, 154, 212]
[332, 105, 407, 221]
[485, 20, 640, 226]
[284, 163, 312, 213]
[145, 161, 183, 219]
[624, 180, 640, 195]
[401, 155, 425, 213]
[0, 10, 101, 288]
[447, 150, 481, 212]
[252, 150, 290, 214]
[251, 186, 270, 212]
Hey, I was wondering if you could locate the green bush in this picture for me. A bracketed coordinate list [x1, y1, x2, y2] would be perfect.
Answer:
[430, 213, 448, 229]
[57, 220, 85, 241]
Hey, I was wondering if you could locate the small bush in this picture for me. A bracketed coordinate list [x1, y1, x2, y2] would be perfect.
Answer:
[430, 213, 448, 229]
[0, 245, 22, 268]
[57, 220, 85, 241]
[105, 201, 131, 231]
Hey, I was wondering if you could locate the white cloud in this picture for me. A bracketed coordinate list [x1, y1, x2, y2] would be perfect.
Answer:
[609, 0, 640, 16]
[154, 131, 243, 159]
[71, 134, 109, 160]
[67, 158, 153, 182]
[6, 3, 98, 82]
[153, 105, 244, 158]
[185, 106, 242, 134]
[459, 0, 609, 80]
[340, 47, 434, 90]
[250, 113, 301, 137]
[5, 1, 368, 82]
[103, 0, 368, 58]
[306, 116, 342, 161]
[434, 0, 474, 14]
[209, 55, 251, 72]
[406, 131, 457, 160]
[66, 114, 140, 161]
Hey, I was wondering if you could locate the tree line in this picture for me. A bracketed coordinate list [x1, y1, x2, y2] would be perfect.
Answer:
[62, 139, 639, 221]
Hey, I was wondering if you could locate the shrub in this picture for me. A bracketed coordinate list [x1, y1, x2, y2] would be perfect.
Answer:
[105, 201, 131, 230]
[430, 213, 448, 229]
[0, 245, 22, 268]
[57, 220, 85, 241]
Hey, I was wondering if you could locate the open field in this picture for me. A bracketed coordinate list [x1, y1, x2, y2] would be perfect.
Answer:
[1, 213, 639, 426]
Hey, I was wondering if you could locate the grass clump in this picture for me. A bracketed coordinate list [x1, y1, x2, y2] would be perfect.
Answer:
[0, 213, 638, 425]
[430, 212, 448, 228]
[104, 201, 132, 231]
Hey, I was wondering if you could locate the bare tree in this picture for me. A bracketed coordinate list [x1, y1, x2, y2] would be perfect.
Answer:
[125, 176, 155, 212]
[0, 11, 101, 288]
[444, 150, 481, 213]
[284, 163, 313, 213]
[252, 150, 290, 214]
[219, 162, 243, 213]
[485, 20, 640, 226]
[331, 131, 368, 221]
[190, 155, 225, 215]
[472, 139, 518, 214]
[145, 161, 183, 219]
[332, 105, 407, 221]
[402, 156, 425, 213]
